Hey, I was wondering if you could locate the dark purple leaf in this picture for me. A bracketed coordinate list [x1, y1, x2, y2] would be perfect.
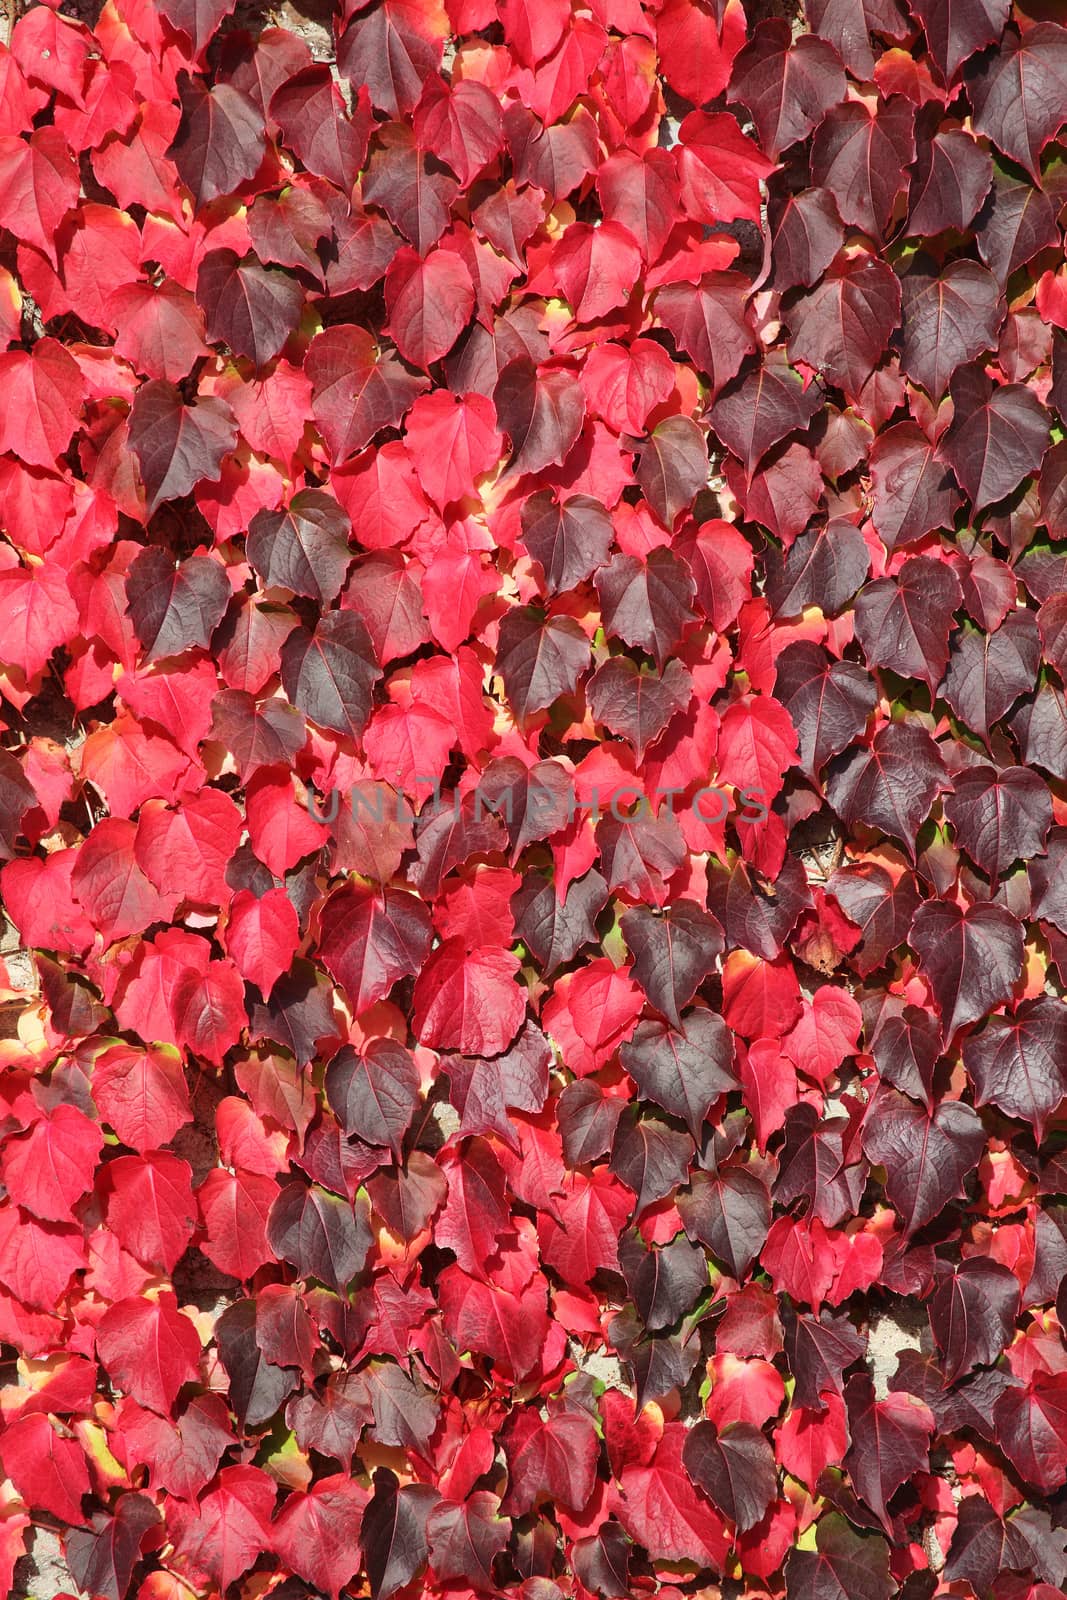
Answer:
[246, 490, 353, 605]
[929, 1257, 1019, 1385]
[588, 658, 693, 762]
[944, 764, 1052, 878]
[157, 0, 236, 59]
[774, 1103, 867, 1228]
[610, 1110, 694, 1214]
[963, 998, 1067, 1140]
[426, 1492, 511, 1591]
[210, 689, 308, 782]
[0, 749, 36, 863]
[410, 792, 508, 900]
[476, 758, 574, 864]
[678, 1165, 770, 1280]
[857, 556, 966, 694]
[270, 65, 368, 190]
[910, 898, 1024, 1041]
[267, 1181, 373, 1292]
[968, 23, 1067, 181]
[805, 0, 911, 78]
[782, 1305, 866, 1410]
[769, 187, 845, 294]
[169, 73, 266, 209]
[828, 862, 922, 976]
[215, 1297, 298, 1428]
[682, 1419, 777, 1533]
[280, 610, 382, 742]
[337, 6, 441, 118]
[442, 1022, 551, 1150]
[655, 273, 756, 396]
[496, 606, 591, 723]
[559, 1078, 627, 1166]
[729, 21, 847, 160]
[1029, 827, 1067, 933]
[595, 807, 687, 900]
[571, 1524, 632, 1599]
[366, 1153, 446, 1245]
[945, 1496, 1067, 1598]
[786, 253, 900, 398]
[65, 1494, 160, 1600]
[911, 0, 1011, 81]
[126, 548, 232, 664]
[494, 357, 585, 479]
[899, 259, 1003, 401]
[594, 548, 697, 670]
[869, 422, 963, 550]
[975, 164, 1060, 285]
[825, 722, 948, 861]
[940, 367, 1049, 513]
[247, 958, 344, 1066]
[843, 1371, 933, 1533]
[620, 902, 723, 1028]
[943, 610, 1041, 746]
[351, 1360, 439, 1453]
[362, 1469, 437, 1600]
[636, 416, 708, 528]
[775, 642, 876, 778]
[992, 1374, 1067, 1495]
[766, 519, 870, 617]
[361, 123, 457, 252]
[619, 1232, 709, 1332]
[1009, 680, 1067, 780]
[325, 1040, 420, 1157]
[127, 380, 238, 515]
[870, 1003, 940, 1111]
[195, 249, 303, 370]
[1039, 441, 1067, 542]
[621, 1008, 737, 1140]
[318, 884, 433, 1016]
[707, 852, 812, 959]
[907, 127, 993, 235]
[862, 1086, 986, 1234]
[809, 96, 915, 238]
[520, 492, 614, 596]
[784, 1513, 893, 1600]
[709, 353, 822, 476]
[305, 324, 428, 462]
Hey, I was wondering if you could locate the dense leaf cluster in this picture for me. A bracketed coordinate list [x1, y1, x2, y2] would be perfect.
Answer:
[0, 1, 1066, 1599]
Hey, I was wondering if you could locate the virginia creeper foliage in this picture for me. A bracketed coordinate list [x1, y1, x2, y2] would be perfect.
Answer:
[0, 1, 1066, 1599]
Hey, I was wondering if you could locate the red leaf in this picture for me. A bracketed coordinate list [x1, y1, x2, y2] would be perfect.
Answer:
[272, 1474, 369, 1600]
[657, 0, 747, 106]
[0, 1413, 91, 1526]
[306, 323, 429, 461]
[404, 390, 502, 508]
[614, 1423, 732, 1572]
[0, 128, 79, 265]
[435, 1141, 510, 1280]
[224, 886, 300, 996]
[413, 940, 527, 1055]
[169, 1465, 276, 1592]
[0, 338, 84, 469]
[1, 1103, 103, 1224]
[197, 1168, 279, 1280]
[104, 1152, 196, 1273]
[501, 1406, 600, 1516]
[715, 694, 799, 804]
[95, 1292, 201, 1415]
[91, 1042, 192, 1154]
